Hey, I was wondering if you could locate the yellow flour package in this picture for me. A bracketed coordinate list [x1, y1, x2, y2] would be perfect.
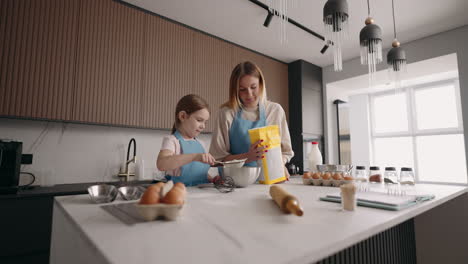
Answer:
[248, 125, 286, 184]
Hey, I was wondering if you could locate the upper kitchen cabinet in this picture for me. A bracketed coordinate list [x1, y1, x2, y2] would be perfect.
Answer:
[261, 60, 289, 120]
[72, 0, 145, 127]
[141, 17, 194, 130]
[301, 61, 323, 136]
[0, 0, 289, 131]
[0, 0, 79, 120]
[191, 34, 233, 132]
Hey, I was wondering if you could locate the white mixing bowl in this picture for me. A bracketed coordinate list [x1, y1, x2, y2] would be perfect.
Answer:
[222, 167, 262, 187]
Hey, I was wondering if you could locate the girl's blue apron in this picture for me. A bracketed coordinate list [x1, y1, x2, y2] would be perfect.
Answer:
[165, 130, 210, 186]
[229, 104, 266, 167]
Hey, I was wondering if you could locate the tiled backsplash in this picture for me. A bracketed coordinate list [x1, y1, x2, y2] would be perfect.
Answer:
[0, 118, 212, 186]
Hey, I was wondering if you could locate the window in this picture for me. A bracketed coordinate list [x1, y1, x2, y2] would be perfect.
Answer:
[370, 79, 467, 184]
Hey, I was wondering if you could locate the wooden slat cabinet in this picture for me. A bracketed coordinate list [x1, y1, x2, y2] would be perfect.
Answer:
[0, 0, 79, 121]
[0, 0, 289, 130]
[261, 60, 289, 120]
[72, 0, 145, 127]
[141, 16, 194, 130]
[192, 34, 234, 132]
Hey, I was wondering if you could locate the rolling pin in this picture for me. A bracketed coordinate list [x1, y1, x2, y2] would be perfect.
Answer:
[269, 185, 304, 216]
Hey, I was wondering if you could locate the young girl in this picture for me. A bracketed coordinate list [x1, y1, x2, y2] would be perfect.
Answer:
[157, 94, 216, 186]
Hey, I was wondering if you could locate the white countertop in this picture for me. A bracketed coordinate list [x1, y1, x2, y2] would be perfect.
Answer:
[53, 178, 467, 264]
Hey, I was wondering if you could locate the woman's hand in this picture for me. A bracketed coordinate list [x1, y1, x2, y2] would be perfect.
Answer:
[245, 140, 268, 164]
[196, 153, 216, 165]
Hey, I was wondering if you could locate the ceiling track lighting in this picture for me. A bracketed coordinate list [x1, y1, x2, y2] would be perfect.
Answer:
[387, 0, 407, 90]
[263, 12, 274, 27]
[323, 0, 349, 72]
[248, 0, 326, 53]
[360, 0, 383, 86]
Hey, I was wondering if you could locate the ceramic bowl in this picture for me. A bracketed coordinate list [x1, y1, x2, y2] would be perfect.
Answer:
[222, 166, 261, 187]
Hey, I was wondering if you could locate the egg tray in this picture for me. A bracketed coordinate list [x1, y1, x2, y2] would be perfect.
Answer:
[302, 177, 354, 187]
[135, 203, 183, 221]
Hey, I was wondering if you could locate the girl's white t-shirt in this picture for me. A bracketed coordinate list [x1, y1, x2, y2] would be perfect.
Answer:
[160, 135, 208, 177]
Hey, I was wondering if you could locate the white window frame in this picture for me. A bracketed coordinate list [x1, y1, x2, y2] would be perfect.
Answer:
[369, 78, 465, 184]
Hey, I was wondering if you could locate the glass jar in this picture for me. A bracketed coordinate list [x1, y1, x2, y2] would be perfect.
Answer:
[369, 166, 382, 183]
[384, 167, 398, 184]
[399, 167, 415, 185]
[354, 166, 368, 182]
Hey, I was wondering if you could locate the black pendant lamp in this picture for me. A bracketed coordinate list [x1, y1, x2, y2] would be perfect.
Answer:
[360, 0, 383, 84]
[323, 0, 349, 72]
[387, 0, 407, 88]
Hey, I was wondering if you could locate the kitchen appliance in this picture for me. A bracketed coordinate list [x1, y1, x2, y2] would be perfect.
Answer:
[0, 140, 22, 194]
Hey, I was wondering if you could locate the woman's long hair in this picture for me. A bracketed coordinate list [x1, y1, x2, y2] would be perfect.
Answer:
[222, 61, 267, 112]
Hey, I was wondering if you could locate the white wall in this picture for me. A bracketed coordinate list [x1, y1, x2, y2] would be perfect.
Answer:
[0, 118, 212, 186]
[323, 25, 468, 169]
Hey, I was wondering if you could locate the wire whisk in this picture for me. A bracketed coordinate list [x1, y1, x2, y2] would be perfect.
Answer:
[213, 176, 235, 193]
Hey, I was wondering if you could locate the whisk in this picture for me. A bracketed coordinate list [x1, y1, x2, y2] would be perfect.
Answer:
[213, 176, 235, 193]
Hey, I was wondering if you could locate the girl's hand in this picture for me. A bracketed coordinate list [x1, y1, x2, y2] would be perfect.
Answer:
[196, 153, 216, 165]
[245, 140, 268, 164]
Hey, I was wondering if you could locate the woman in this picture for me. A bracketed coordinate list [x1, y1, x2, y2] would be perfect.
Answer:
[210, 61, 294, 178]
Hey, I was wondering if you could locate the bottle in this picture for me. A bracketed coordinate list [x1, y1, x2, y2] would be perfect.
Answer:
[354, 166, 368, 182]
[308, 142, 323, 172]
[384, 167, 398, 184]
[399, 167, 415, 185]
[369, 166, 382, 183]
[135, 158, 145, 180]
[269, 185, 303, 216]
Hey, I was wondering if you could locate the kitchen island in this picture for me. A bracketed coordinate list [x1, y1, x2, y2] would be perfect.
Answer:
[50, 178, 467, 264]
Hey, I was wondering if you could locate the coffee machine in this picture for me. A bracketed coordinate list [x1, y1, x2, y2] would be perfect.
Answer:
[0, 140, 22, 194]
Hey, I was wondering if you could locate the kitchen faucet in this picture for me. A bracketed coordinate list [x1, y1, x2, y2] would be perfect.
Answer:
[118, 138, 137, 182]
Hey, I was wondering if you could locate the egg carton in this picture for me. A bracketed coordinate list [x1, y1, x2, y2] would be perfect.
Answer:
[135, 203, 183, 221]
[303, 178, 354, 187]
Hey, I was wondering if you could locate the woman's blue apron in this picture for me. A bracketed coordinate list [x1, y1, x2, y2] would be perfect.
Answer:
[229, 105, 266, 167]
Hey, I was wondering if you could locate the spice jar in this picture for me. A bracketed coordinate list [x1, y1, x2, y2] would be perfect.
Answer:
[384, 167, 398, 184]
[354, 166, 368, 182]
[399, 167, 415, 185]
[369, 166, 382, 183]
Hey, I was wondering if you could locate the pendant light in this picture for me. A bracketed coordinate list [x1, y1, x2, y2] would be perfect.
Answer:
[359, 0, 383, 85]
[266, 0, 298, 44]
[323, 0, 349, 72]
[387, 0, 407, 89]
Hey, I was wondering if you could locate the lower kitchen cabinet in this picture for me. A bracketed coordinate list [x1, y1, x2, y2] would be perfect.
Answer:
[0, 196, 54, 264]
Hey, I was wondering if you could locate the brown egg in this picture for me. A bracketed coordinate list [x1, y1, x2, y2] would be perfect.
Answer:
[162, 187, 185, 205]
[311, 173, 320, 179]
[147, 182, 164, 192]
[303, 172, 312, 179]
[139, 188, 161, 204]
[173, 182, 186, 193]
[343, 176, 354, 181]
[321, 172, 331, 180]
[332, 173, 343, 180]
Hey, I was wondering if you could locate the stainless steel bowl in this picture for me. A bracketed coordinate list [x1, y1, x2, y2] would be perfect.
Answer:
[87, 184, 118, 203]
[222, 166, 262, 187]
[118, 186, 144, 201]
[316, 164, 352, 173]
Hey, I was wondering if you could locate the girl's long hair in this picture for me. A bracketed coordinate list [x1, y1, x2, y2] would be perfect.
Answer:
[172, 94, 210, 134]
